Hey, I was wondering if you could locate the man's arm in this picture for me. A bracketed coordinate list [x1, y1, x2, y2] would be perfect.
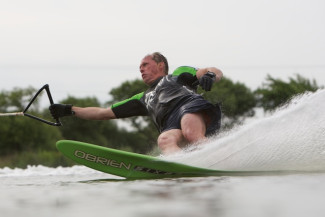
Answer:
[195, 67, 223, 91]
[49, 104, 116, 121]
[49, 92, 146, 121]
[72, 106, 116, 120]
[196, 67, 223, 82]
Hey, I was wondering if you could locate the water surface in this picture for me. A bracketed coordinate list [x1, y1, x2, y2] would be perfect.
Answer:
[1, 166, 325, 217]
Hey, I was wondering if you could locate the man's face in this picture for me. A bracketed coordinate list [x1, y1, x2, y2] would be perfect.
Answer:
[139, 56, 162, 85]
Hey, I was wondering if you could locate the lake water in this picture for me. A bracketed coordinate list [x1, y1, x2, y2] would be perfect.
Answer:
[1, 79, 325, 217]
[1, 166, 325, 217]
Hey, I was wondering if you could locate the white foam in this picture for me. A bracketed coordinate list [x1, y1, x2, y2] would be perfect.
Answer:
[166, 89, 325, 172]
[0, 165, 101, 177]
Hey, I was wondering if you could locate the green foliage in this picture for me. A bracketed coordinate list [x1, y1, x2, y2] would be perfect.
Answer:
[198, 77, 256, 127]
[0, 87, 62, 156]
[255, 74, 321, 111]
[0, 86, 39, 112]
[0, 151, 75, 168]
[0, 117, 62, 155]
[109, 80, 147, 103]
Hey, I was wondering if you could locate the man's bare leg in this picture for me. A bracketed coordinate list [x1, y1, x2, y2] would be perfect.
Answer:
[157, 112, 208, 154]
[181, 112, 207, 144]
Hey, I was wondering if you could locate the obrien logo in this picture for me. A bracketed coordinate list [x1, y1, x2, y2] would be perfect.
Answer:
[74, 150, 131, 170]
[74, 149, 176, 176]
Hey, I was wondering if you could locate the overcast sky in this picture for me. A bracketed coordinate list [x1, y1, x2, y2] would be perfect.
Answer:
[1, 0, 324, 103]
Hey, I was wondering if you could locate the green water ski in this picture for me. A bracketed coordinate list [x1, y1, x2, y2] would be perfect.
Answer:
[56, 140, 247, 179]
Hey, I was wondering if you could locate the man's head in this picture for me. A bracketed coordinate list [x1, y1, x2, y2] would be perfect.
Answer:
[140, 52, 169, 85]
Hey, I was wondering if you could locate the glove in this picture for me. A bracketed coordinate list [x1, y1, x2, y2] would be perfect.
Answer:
[49, 104, 74, 119]
[199, 72, 216, 91]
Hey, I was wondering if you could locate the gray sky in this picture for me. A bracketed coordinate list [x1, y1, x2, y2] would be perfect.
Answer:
[1, 0, 324, 103]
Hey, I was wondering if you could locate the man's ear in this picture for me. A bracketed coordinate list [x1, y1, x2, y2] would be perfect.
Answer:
[158, 62, 164, 71]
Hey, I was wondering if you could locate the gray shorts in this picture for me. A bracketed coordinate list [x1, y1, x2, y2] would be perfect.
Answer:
[161, 96, 221, 137]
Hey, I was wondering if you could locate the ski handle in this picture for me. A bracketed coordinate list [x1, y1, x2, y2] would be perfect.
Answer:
[23, 84, 62, 126]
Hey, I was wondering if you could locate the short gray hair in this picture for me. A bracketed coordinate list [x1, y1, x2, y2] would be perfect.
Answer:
[150, 52, 169, 74]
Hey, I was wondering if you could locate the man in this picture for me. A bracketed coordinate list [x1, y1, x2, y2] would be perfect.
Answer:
[50, 52, 223, 154]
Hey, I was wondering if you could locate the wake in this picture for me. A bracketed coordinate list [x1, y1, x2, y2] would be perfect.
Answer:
[165, 89, 325, 172]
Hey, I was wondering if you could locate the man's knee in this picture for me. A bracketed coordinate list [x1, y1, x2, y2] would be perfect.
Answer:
[157, 133, 169, 149]
[157, 130, 183, 154]
[158, 133, 175, 149]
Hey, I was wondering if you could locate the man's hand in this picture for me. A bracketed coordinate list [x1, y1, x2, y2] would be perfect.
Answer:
[49, 104, 74, 119]
[199, 72, 216, 91]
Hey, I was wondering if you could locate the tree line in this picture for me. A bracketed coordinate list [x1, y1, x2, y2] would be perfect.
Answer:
[0, 74, 322, 167]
